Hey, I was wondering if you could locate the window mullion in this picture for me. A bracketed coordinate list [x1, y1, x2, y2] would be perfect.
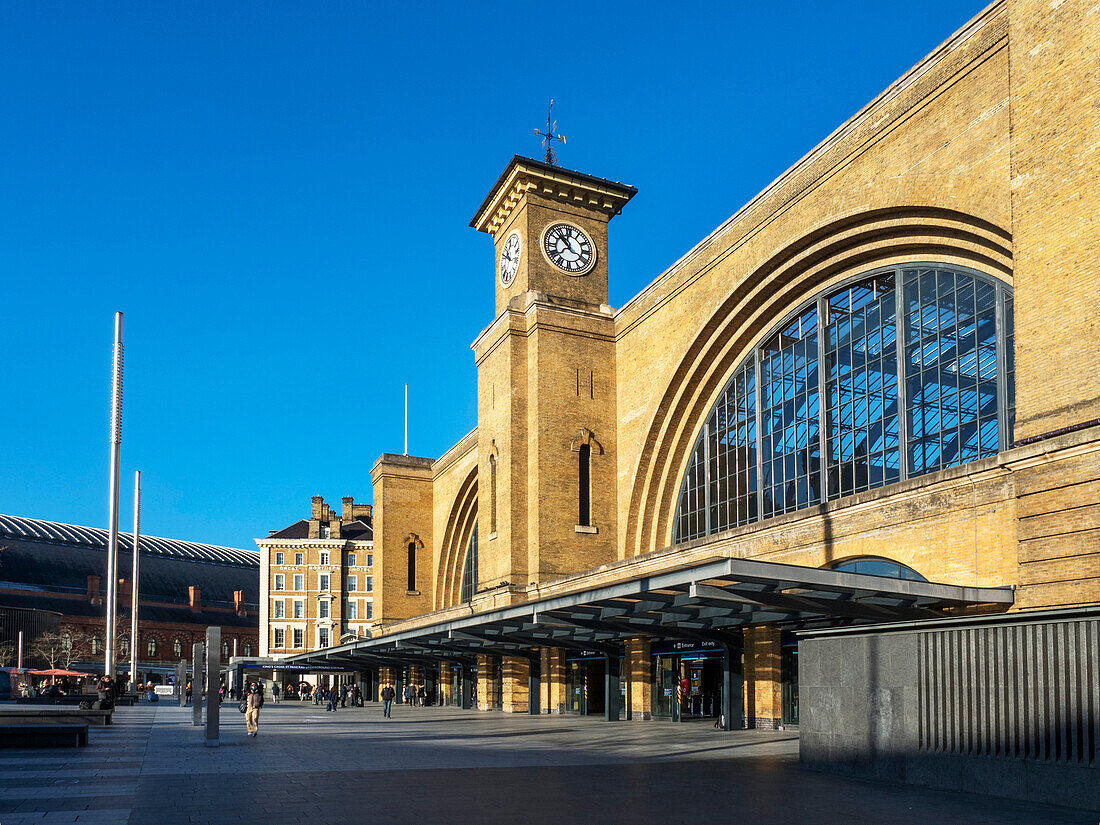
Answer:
[895, 268, 909, 481]
[817, 296, 829, 503]
[995, 286, 1008, 451]
[754, 351, 764, 520]
[703, 418, 712, 536]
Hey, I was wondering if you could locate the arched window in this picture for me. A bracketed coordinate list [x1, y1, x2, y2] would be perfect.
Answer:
[461, 522, 478, 604]
[222, 641, 229, 659]
[673, 266, 1014, 543]
[830, 557, 927, 581]
[173, 638, 182, 658]
[119, 637, 130, 656]
[407, 542, 417, 591]
[243, 642, 252, 657]
[147, 637, 157, 657]
[578, 444, 592, 527]
[91, 635, 102, 655]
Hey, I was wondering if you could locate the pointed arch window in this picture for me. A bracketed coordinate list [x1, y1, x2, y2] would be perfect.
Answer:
[673, 265, 1014, 543]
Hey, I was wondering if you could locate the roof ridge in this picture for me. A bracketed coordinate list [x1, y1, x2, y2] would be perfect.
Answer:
[0, 513, 258, 567]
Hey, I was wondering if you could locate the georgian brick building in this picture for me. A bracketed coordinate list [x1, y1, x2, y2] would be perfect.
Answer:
[0, 514, 258, 678]
[256, 496, 374, 659]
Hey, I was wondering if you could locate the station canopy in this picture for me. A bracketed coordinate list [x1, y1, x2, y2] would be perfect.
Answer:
[283, 556, 1014, 669]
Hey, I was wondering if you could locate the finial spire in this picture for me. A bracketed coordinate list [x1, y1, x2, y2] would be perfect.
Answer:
[534, 98, 566, 166]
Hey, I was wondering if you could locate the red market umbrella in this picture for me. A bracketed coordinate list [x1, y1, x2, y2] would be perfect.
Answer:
[27, 669, 92, 678]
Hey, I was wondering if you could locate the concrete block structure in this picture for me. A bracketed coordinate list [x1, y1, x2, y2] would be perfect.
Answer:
[270, 0, 1099, 808]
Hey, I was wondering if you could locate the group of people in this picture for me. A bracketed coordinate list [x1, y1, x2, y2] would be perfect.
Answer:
[307, 682, 363, 710]
[378, 683, 429, 717]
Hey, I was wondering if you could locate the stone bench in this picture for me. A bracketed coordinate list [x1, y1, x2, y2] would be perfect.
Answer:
[0, 722, 88, 748]
[0, 707, 112, 726]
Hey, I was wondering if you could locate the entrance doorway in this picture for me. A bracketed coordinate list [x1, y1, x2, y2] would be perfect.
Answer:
[565, 658, 605, 715]
[652, 642, 727, 720]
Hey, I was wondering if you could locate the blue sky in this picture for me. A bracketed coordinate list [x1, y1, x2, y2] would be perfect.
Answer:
[0, 1, 988, 550]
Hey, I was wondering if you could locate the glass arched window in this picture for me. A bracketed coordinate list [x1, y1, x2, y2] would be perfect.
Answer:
[244, 642, 252, 657]
[222, 641, 229, 658]
[460, 522, 478, 604]
[173, 638, 182, 658]
[147, 637, 157, 657]
[91, 635, 102, 655]
[673, 266, 1014, 543]
[119, 637, 130, 656]
[830, 557, 927, 581]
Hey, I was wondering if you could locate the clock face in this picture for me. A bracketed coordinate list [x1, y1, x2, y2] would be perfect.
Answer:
[542, 222, 595, 275]
[499, 231, 521, 287]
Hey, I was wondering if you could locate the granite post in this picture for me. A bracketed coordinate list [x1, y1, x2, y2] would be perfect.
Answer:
[204, 626, 220, 747]
[191, 642, 203, 726]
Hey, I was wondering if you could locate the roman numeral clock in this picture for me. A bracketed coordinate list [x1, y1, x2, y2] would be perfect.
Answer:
[472, 157, 636, 316]
[541, 222, 595, 275]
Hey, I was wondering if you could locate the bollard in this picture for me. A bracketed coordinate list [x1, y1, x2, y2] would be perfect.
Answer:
[192, 643, 204, 726]
[204, 627, 220, 747]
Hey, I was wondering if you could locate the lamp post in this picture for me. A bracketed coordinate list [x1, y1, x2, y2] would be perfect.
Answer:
[129, 470, 141, 693]
[104, 311, 123, 677]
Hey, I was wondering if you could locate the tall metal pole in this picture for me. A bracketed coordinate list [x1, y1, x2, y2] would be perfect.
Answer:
[16, 631, 23, 670]
[404, 383, 408, 455]
[129, 470, 141, 693]
[105, 311, 124, 677]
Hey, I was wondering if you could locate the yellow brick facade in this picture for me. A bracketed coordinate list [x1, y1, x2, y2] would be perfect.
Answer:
[265, 1, 1100, 719]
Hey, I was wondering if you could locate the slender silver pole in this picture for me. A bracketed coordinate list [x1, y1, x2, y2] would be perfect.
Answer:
[129, 470, 141, 693]
[404, 383, 408, 455]
[105, 311, 124, 677]
[16, 631, 23, 670]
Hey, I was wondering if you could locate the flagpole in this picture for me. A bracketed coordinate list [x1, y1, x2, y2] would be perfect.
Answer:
[129, 470, 141, 693]
[404, 383, 408, 456]
[105, 311, 123, 678]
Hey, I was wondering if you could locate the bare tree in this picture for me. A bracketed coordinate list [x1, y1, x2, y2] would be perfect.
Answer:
[0, 640, 14, 667]
[30, 631, 75, 670]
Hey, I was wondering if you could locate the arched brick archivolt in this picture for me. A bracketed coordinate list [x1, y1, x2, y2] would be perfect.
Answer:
[623, 205, 1013, 559]
[434, 466, 478, 609]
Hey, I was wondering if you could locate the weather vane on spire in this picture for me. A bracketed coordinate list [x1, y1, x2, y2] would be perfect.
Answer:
[534, 98, 566, 166]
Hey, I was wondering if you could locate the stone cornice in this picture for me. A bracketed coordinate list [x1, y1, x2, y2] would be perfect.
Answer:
[470, 155, 636, 237]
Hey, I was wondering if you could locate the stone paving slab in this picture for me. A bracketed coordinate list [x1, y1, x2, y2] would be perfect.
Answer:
[0, 702, 1096, 824]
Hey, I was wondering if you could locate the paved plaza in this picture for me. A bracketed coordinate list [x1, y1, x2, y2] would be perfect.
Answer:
[1, 702, 1095, 824]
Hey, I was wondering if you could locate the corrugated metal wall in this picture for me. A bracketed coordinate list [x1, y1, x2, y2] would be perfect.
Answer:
[918, 619, 1099, 765]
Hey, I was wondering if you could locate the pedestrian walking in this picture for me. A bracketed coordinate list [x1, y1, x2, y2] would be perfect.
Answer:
[245, 683, 262, 737]
[313, 685, 322, 705]
[272, 682, 281, 703]
[340, 683, 347, 708]
[381, 684, 395, 718]
[185, 680, 193, 705]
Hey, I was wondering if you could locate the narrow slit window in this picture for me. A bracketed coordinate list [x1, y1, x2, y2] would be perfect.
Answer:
[407, 542, 416, 591]
[578, 443, 592, 526]
[489, 455, 498, 534]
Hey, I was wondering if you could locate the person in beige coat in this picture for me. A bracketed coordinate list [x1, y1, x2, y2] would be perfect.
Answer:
[245, 683, 262, 737]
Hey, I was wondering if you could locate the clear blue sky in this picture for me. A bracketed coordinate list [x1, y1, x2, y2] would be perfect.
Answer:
[0, 1, 988, 551]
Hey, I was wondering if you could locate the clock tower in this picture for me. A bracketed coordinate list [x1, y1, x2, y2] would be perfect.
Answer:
[469, 156, 635, 605]
[471, 155, 636, 315]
